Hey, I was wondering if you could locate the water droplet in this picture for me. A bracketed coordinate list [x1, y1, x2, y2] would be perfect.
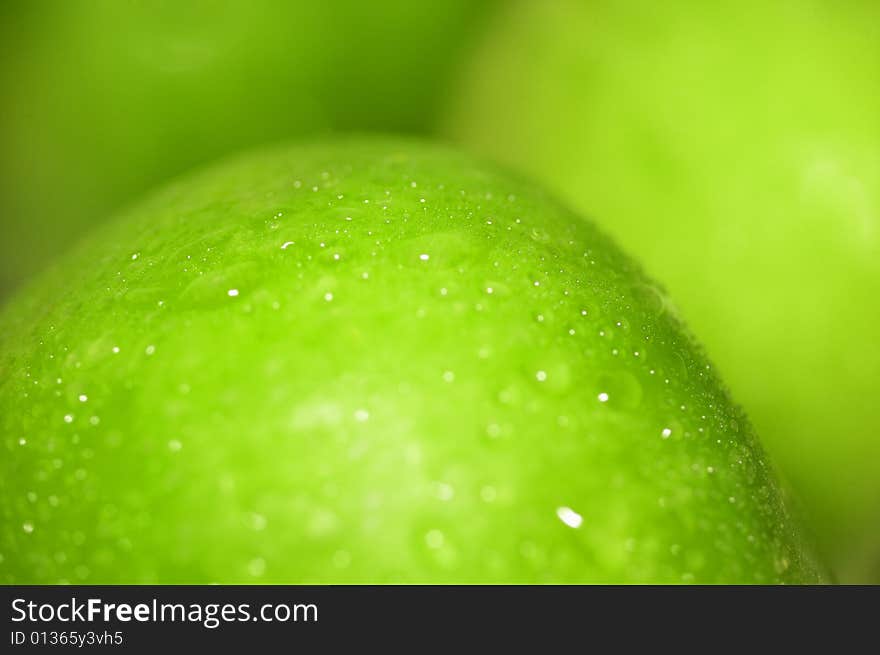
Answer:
[530, 228, 550, 243]
[425, 529, 445, 549]
[23, 522, 34, 534]
[661, 428, 672, 439]
[434, 482, 455, 501]
[78, 394, 88, 403]
[597, 392, 609, 403]
[419, 253, 430, 261]
[596, 371, 643, 409]
[281, 241, 295, 249]
[145, 345, 156, 356]
[324, 292, 334, 302]
[480, 486, 497, 502]
[247, 558, 266, 577]
[535, 370, 548, 382]
[227, 289, 239, 297]
[63, 414, 74, 424]
[556, 506, 583, 528]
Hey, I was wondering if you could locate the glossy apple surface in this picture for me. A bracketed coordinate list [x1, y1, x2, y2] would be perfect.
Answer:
[0, 0, 495, 297]
[444, 0, 880, 581]
[0, 139, 824, 583]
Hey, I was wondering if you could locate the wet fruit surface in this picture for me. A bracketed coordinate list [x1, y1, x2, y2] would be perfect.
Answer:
[445, 0, 880, 581]
[0, 139, 824, 583]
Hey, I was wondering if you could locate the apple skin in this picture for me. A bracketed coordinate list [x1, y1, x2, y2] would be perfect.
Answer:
[0, 138, 824, 583]
[444, 0, 880, 581]
[0, 0, 495, 297]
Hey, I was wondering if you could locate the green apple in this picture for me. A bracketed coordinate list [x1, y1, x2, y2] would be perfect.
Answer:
[0, 0, 495, 297]
[0, 139, 823, 583]
[444, 0, 880, 581]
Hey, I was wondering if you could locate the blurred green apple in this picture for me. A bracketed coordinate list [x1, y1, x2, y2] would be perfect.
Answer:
[0, 139, 823, 583]
[444, 0, 880, 581]
[0, 0, 495, 297]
